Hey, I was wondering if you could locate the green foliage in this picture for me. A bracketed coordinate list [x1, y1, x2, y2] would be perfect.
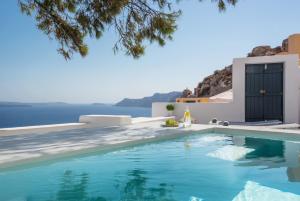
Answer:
[165, 118, 178, 127]
[18, 0, 237, 60]
[166, 104, 175, 111]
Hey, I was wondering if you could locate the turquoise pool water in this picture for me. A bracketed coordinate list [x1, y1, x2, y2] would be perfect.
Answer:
[1, 133, 300, 201]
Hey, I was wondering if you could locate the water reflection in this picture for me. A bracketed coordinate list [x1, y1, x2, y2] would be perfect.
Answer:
[244, 138, 284, 158]
[232, 136, 300, 182]
[47, 169, 175, 201]
[47, 170, 107, 201]
[287, 167, 300, 182]
[118, 169, 175, 201]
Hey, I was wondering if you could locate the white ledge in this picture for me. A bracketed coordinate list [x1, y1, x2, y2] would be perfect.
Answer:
[79, 115, 132, 127]
[0, 116, 176, 136]
[0, 123, 87, 135]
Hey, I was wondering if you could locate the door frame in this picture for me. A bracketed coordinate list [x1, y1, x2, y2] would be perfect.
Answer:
[245, 62, 284, 122]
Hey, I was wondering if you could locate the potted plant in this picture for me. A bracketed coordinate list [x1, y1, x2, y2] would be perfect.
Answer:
[166, 104, 175, 116]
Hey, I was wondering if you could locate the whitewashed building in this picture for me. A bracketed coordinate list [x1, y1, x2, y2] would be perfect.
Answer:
[152, 54, 300, 124]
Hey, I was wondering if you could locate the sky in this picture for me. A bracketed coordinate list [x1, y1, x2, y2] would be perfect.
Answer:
[0, 0, 300, 104]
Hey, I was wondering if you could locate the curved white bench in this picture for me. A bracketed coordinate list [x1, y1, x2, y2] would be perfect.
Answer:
[79, 115, 132, 127]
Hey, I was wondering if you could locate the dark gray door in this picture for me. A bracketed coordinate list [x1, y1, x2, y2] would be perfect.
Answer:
[245, 63, 283, 122]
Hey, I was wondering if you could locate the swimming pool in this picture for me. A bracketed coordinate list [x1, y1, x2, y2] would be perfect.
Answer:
[1, 132, 300, 201]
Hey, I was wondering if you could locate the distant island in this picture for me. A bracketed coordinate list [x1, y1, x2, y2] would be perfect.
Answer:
[0, 102, 72, 107]
[0, 102, 32, 107]
[91, 103, 112, 106]
[0, 102, 110, 107]
[115, 91, 181, 108]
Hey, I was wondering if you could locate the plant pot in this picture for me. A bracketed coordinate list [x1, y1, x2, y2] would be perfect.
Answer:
[167, 111, 173, 117]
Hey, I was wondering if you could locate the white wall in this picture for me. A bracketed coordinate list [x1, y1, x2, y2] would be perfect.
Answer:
[153, 54, 300, 124]
[152, 102, 243, 123]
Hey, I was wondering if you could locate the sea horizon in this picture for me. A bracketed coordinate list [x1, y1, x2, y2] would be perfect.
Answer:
[0, 104, 151, 128]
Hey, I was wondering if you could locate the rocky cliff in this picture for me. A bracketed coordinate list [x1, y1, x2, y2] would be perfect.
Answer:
[115, 91, 181, 108]
[194, 65, 232, 97]
[184, 38, 288, 98]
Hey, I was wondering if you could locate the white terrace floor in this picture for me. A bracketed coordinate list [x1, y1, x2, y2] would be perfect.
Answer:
[0, 119, 212, 168]
[0, 117, 300, 169]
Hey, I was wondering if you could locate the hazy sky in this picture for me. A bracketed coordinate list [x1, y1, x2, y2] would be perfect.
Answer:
[1, 0, 300, 103]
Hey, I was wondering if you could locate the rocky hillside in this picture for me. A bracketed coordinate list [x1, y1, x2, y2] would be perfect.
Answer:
[194, 65, 232, 97]
[248, 38, 287, 57]
[115, 92, 181, 108]
[184, 38, 288, 98]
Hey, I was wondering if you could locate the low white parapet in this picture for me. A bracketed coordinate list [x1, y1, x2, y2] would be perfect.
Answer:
[0, 123, 87, 136]
[0, 115, 165, 136]
[152, 102, 244, 124]
[79, 115, 132, 127]
[131, 116, 175, 124]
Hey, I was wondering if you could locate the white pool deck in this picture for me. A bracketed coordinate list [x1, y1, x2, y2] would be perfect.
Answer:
[0, 116, 300, 169]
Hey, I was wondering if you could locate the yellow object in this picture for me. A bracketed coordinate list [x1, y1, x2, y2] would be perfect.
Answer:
[183, 109, 192, 128]
[184, 110, 191, 120]
[184, 141, 191, 149]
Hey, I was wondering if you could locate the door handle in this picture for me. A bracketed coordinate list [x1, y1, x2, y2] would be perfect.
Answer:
[260, 89, 266, 95]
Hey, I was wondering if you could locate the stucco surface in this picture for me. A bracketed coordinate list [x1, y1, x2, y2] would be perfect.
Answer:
[153, 55, 300, 124]
[0, 121, 213, 168]
[2, 119, 300, 169]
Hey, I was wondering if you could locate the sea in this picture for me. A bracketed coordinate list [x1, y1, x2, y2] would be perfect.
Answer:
[0, 104, 151, 128]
